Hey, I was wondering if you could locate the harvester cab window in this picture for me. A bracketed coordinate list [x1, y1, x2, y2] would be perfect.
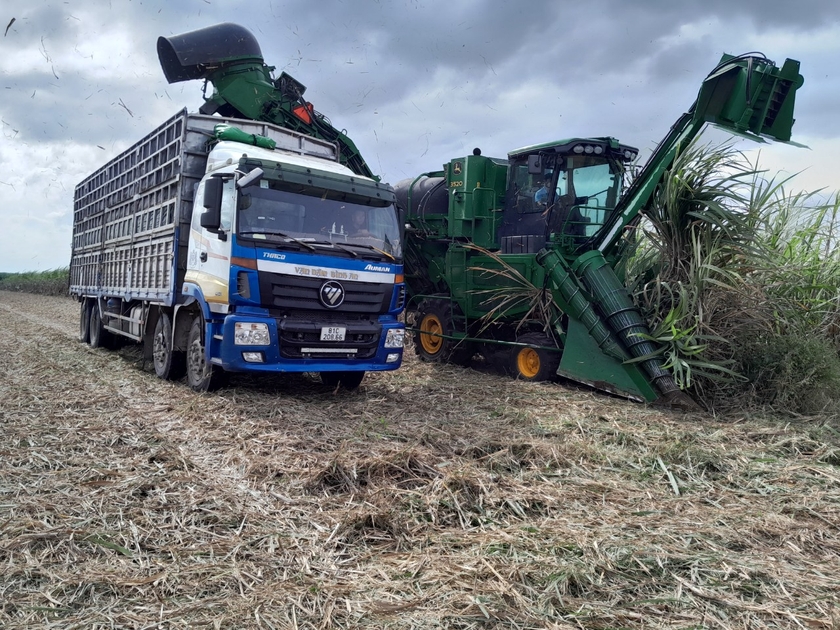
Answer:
[498, 157, 556, 245]
[510, 161, 555, 215]
[534, 172, 552, 207]
[564, 159, 621, 237]
[509, 164, 535, 213]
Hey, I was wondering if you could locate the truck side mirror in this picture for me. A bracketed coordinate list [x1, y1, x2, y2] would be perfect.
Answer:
[201, 176, 223, 232]
[527, 154, 542, 174]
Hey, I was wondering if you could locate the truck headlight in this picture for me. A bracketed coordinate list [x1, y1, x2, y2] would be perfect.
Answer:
[235, 322, 270, 345]
[384, 329, 405, 349]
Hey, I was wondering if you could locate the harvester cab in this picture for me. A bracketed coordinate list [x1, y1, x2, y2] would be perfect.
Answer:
[397, 53, 804, 405]
[497, 139, 639, 257]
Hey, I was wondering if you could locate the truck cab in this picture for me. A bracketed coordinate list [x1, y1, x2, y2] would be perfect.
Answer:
[184, 138, 405, 384]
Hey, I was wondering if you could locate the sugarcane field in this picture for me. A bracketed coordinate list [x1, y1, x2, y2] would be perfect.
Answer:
[1, 289, 838, 628]
[4, 3, 840, 629]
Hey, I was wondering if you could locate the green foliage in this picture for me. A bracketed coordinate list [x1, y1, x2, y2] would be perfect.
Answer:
[640, 141, 758, 276]
[626, 142, 754, 400]
[737, 330, 840, 414]
[0, 268, 70, 297]
[625, 140, 840, 413]
[633, 302, 739, 390]
[755, 197, 840, 346]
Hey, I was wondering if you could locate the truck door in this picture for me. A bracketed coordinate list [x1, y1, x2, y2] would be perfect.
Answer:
[186, 179, 234, 305]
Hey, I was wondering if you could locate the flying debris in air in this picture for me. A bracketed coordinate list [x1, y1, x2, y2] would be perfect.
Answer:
[4, 17, 15, 36]
[117, 99, 134, 117]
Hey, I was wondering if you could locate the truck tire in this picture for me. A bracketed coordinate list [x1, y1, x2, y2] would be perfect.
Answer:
[320, 371, 365, 390]
[186, 315, 224, 392]
[79, 300, 91, 344]
[414, 299, 473, 366]
[88, 304, 113, 349]
[509, 332, 561, 382]
[153, 312, 186, 381]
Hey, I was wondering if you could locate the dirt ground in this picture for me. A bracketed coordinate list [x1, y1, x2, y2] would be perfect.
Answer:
[1, 290, 838, 629]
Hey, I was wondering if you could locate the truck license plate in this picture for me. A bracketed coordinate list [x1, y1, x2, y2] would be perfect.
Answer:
[320, 326, 346, 342]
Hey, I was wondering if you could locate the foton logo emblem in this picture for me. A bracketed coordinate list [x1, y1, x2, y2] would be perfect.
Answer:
[364, 264, 391, 272]
[319, 281, 345, 308]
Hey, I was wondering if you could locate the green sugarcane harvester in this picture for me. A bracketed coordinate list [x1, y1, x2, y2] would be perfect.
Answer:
[394, 54, 803, 405]
[157, 23, 803, 404]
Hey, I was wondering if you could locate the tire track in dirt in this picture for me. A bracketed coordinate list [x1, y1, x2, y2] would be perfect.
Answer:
[0, 292, 284, 519]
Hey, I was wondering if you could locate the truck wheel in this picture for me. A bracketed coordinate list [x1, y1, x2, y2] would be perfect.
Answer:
[88, 304, 113, 349]
[79, 300, 91, 344]
[153, 312, 186, 381]
[510, 332, 561, 382]
[320, 371, 365, 390]
[414, 299, 473, 366]
[186, 315, 224, 392]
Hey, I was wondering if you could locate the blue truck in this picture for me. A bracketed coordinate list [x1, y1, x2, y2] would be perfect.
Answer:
[70, 107, 405, 391]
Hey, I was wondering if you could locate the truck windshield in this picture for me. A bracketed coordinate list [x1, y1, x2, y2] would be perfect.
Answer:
[236, 185, 402, 259]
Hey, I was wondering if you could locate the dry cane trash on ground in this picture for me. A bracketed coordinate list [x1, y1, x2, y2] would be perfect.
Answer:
[0, 290, 838, 629]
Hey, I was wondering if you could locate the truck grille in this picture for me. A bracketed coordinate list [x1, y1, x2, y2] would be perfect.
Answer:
[258, 272, 391, 314]
[276, 318, 380, 360]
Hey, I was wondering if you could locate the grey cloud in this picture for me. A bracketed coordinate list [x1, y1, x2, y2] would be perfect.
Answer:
[1, 0, 837, 272]
[0, 69, 185, 145]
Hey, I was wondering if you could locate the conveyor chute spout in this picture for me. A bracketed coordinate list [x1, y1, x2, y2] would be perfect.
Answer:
[157, 22, 264, 84]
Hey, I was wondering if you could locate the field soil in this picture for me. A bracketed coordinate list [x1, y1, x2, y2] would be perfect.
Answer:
[1, 290, 838, 629]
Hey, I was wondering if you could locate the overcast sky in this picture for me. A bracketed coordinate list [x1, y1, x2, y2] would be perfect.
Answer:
[1, 0, 838, 273]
